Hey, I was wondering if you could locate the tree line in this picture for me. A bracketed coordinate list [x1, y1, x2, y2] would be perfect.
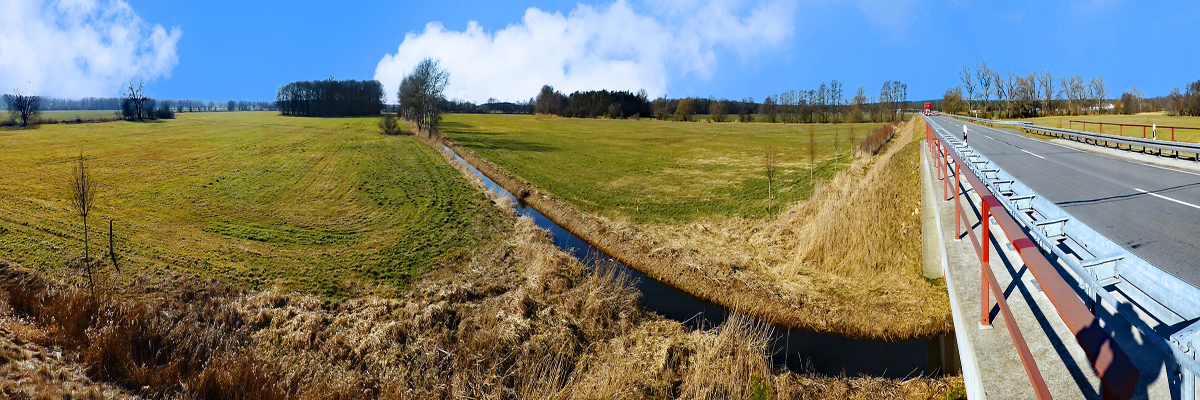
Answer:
[535, 86, 654, 119]
[276, 78, 385, 117]
[761, 80, 907, 123]
[943, 62, 1200, 118]
[529, 81, 907, 123]
[442, 98, 535, 114]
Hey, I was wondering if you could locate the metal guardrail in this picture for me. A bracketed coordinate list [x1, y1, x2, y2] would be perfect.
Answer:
[928, 128, 1054, 398]
[1069, 120, 1200, 142]
[926, 115, 1200, 399]
[1024, 125, 1200, 159]
[943, 113, 1200, 160]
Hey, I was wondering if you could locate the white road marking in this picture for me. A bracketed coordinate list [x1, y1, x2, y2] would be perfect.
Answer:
[1019, 149, 1045, 159]
[1134, 188, 1200, 210]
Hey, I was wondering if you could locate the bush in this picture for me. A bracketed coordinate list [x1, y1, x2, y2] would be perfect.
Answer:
[378, 114, 404, 135]
[857, 124, 896, 156]
[675, 99, 695, 122]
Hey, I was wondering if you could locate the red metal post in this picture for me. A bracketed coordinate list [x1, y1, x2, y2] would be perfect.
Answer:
[981, 202, 991, 265]
[980, 203, 993, 327]
[1143, 126, 1146, 138]
[954, 162, 961, 237]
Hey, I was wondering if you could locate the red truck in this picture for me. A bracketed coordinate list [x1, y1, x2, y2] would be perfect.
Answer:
[923, 102, 932, 116]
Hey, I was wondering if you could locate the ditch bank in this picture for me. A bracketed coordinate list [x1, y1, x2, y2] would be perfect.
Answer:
[437, 139, 958, 378]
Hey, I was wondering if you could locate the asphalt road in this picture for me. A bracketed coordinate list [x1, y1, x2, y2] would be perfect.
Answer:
[928, 115, 1200, 289]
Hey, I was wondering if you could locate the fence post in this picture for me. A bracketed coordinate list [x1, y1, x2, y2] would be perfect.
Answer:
[954, 162, 961, 238]
[980, 203, 992, 328]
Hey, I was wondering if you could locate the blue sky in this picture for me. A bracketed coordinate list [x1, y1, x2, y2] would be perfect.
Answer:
[3, 0, 1198, 103]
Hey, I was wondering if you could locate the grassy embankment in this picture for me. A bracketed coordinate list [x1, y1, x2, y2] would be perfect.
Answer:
[0, 111, 503, 297]
[0, 112, 962, 398]
[442, 114, 952, 340]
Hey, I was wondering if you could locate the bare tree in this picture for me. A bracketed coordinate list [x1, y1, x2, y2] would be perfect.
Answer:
[847, 124, 856, 158]
[709, 99, 727, 122]
[763, 145, 778, 212]
[960, 65, 976, 112]
[68, 153, 97, 296]
[674, 98, 695, 122]
[1038, 71, 1054, 116]
[398, 58, 450, 133]
[762, 96, 779, 123]
[831, 80, 844, 123]
[4, 88, 41, 127]
[850, 86, 866, 123]
[653, 96, 670, 120]
[1004, 71, 1016, 117]
[1090, 76, 1108, 114]
[808, 125, 816, 187]
[123, 77, 148, 120]
[976, 62, 993, 114]
[943, 87, 966, 114]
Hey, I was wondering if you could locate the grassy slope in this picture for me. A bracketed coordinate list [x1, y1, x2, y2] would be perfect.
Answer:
[1024, 114, 1200, 142]
[0, 112, 503, 296]
[441, 114, 884, 223]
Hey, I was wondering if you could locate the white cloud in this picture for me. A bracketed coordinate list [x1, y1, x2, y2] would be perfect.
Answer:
[0, 0, 182, 98]
[848, 0, 919, 37]
[374, 0, 797, 103]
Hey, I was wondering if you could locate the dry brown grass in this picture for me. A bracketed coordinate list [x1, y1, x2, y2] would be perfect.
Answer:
[0, 225, 961, 399]
[441, 117, 951, 341]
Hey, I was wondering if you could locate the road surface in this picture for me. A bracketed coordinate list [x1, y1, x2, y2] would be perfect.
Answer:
[927, 115, 1200, 288]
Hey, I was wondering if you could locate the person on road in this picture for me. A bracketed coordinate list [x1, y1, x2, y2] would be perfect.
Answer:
[963, 124, 968, 145]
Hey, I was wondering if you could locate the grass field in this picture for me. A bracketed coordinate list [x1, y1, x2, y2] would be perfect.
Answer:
[32, 110, 121, 123]
[1023, 113, 1200, 143]
[0, 112, 504, 296]
[442, 114, 885, 223]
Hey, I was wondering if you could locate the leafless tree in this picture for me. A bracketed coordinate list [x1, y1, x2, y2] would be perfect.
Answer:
[652, 96, 670, 120]
[1090, 76, 1108, 114]
[68, 153, 97, 296]
[960, 65, 976, 112]
[398, 58, 450, 133]
[850, 86, 866, 123]
[763, 145, 778, 212]
[808, 125, 816, 187]
[123, 77, 149, 120]
[943, 87, 966, 114]
[4, 88, 41, 127]
[674, 98, 695, 122]
[831, 80, 844, 123]
[709, 99, 727, 122]
[1004, 71, 1016, 117]
[847, 124, 856, 158]
[975, 62, 993, 113]
[1038, 71, 1054, 116]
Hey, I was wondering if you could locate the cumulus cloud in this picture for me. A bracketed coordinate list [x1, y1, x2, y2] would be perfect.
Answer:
[0, 0, 182, 98]
[375, 0, 796, 103]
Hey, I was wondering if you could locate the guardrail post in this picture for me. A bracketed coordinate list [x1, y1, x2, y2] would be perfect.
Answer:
[940, 142, 951, 201]
[980, 203, 993, 328]
[954, 162, 962, 238]
[1183, 368, 1196, 400]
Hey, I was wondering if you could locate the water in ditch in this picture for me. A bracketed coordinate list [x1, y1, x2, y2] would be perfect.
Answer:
[442, 146, 958, 379]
